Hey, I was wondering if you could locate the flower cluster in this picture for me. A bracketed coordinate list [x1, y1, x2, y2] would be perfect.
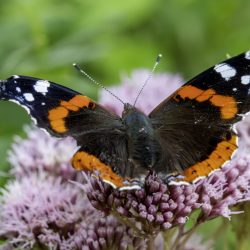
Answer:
[0, 174, 87, 249]
[87, 173, 199, 235]
[0, 176, 151, 250]
[8, 126, 78, 180]
[87, 154, 250, 237]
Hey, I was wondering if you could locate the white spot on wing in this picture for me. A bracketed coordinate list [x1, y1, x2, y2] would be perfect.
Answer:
[241, 75, 250, 85]
[41, 102, 45, 106]
[34, 80, 50, 95]
[16, 87, 21, 93]
[232, 88, 237, 92]
[214, 63, 236, 80]
[12, 75, 20, 79]
[23, 93, 34, 102]
[245, 51, 250, 60]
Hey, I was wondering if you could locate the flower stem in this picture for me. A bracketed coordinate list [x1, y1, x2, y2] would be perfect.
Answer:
[169, 221, 201, 250]
[163, 228, 177, 250]
[169, 225, 184, 250]
[111, 210, 146, 238]
[177, 222, 200, 250]
[147, 235, 155, 250]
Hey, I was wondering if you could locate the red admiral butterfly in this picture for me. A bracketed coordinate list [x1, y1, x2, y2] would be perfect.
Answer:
[1, 51, 250, 190]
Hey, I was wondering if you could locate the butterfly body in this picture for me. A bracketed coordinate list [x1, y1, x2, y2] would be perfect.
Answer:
[1, 51, 250, 189]
[122, 104, 163, 180]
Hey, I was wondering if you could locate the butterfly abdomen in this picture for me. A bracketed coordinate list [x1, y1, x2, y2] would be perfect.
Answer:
[130, 135, 162, 170]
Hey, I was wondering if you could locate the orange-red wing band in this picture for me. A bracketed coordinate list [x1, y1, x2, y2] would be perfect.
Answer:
[48, 95, 96, 133]
[182, 135, 237, 182]
[174, 86, 238, 119]
[71, 150, 126, 188]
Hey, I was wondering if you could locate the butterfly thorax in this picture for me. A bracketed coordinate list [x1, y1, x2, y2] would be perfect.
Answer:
[122, 104, 162, 174]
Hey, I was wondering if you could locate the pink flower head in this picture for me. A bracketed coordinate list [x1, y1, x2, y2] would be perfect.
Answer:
[8, 126, 78, 180]
[87, 153, 250, 236]
[0, 174, 87, 249]
[0, 172, 156, 249]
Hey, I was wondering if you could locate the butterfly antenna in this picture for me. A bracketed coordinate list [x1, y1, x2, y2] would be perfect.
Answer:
[73, 63, 125, 105]
[133, 54, 162, 106]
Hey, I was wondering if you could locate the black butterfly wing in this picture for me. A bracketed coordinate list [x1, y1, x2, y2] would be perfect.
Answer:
[0, 75, 132, 188]
[149, 51, 250, 182]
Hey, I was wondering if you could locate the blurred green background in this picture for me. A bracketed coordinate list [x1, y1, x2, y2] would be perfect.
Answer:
[0, 0, 249, 249]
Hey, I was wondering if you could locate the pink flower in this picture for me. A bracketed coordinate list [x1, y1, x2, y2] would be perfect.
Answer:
[0, 174, 87, 249]
[87, 154, 250, 235]
[8, 126, 78, 180]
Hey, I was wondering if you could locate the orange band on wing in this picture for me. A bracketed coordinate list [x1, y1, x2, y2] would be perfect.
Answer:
[61, 95, 96, 111]
[72, 151, 125, 188]
[196, 89, 216, 102]
[177, 85, 203, 99]
[48, 95, 96, 133]
[183, 135, 237, 182]
[210, 95, 237, 119]
[48, 107, 69, 133]
[174, 86, 238, 119]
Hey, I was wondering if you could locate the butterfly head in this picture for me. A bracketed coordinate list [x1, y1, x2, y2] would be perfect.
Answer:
[122, 103, 153, 133]
[122, 103, 136, 117]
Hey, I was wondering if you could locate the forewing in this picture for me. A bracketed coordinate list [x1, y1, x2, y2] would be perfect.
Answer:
[149, 51, 250, 182]
[0, 75, 136, 188]
[0, 75, 123, 137]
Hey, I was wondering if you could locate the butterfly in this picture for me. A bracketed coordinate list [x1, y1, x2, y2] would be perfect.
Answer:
[1, 51, 250, 190]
